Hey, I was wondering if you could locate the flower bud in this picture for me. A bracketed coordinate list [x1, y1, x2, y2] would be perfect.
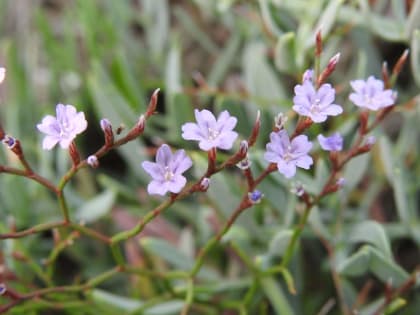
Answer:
[302, 69, 314, 83]
[239, 140, 248, 157]
[0, 283, 6, 295]
[248, 111, 260, 146]
[274, 112, 288, 131]
[0, 123, 5, 140]
[356, 136, 376, 155]
[236, 156, 251, 170]
[315, 30, 322, 57]
[336, 177, 346, 188]
[199, 177, 210, 192]
[318, 53, 340, 85]
[100, 118, 114, 147]
[87, 155, 99, 168]
[2, 135, 16, 149]
[145, 88, 160, 118]
[290, 182, 305, 197]
[69, 142, 80, 166]
[248, 190, 263, 204]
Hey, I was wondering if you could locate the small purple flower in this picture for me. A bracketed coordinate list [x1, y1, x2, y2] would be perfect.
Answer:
[181, 109, 238, 151]
[142, 144, 192, 196]
[317, 133, 343, 151]
[264, 130, 313, 178]
[248, 190, 263, 204]
[37, 104, 87, 150]
[292, 76, 343, 123]
[349, 76, 395, 110]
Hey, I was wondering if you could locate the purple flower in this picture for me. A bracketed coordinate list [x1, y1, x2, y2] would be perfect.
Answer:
[142, 144, 192, 196]
[349, 76, 395, 110]
[292, 78, 343, 123]
[317, 133, 343, 151]
[264, 130, 313, 178]
[181, 109, 238, 151]
[37, 104, 87, 150]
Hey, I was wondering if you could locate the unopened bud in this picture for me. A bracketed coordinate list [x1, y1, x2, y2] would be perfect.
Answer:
[69, 142, 80, 165]
[318, 53, 340, 85]
[356, 136, 376, 155]
[0, 123, 5, 140]
[382, 61, 390, 88]
[248, 190, 263, 204]
[359, 110, 369, 135]
[315, 30, 322, 57]
[136, 114, 145, 132]
[248, 111, 260, 146]
[237, 156, 251, 170]
[336, 177, 345, 188]
[274, 112, 288, 130]
[2, 135, 16, 149]
[392, 49, 409, 78]
[290, 182, 305, 197]
[239, 140, 248, 156]
[302, 69, 314, 83]
[87, 155, 99, 168]
[0, 283, 6, 295]
[145, 88, 160, 118]
[199, 177, 210, 191]
[100, 118, 114, 147]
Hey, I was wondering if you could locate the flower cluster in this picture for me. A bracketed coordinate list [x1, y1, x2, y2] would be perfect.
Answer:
[33, 66, 395, 197]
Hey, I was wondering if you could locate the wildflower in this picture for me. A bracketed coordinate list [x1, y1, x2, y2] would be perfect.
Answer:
[264, 130, 313, 179]
[37, 104, 87, 150]
[317, 133, 343, 151]
[292, 74, 343, 123]
[248, 190, 263, 204]
[302, 69, 314, 83]
[181, 109, 238, 151]
[142, 144, 192, 196]
[349, 76, 395, 110]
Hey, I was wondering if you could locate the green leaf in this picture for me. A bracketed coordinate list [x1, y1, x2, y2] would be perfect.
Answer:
[349, 220, 392, 259]
[91, 289, 143, 312]
[369, 247, 409, 286]
[274, 32, 297, 74]
[410, 29, 420, 86]
[140, 237, 193, 270]
[144, 301, 185, 315]
[208, 34, 242, 87]
[343, 153, 370, 190]
[76, 190, 116, 224]
[338, 245, 409, 286]
[379, 137, 411, 223]
[405, 0, 420, 39]
[242, 41, 286, 106]
[260, 276, 295, 315]
[338, 245, 371, 277]
[305, 0, 344, 48]
[269, 229, 293, 257]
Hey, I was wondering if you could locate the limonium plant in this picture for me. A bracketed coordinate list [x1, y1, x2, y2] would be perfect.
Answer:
[0, 27, 418, 315]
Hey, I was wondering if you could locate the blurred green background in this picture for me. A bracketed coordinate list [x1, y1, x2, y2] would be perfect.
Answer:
[0, 1, 419, 314]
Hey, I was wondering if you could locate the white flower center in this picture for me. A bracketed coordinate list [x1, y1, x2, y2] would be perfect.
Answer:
[208, 127, 220, 141]
[164, 166, 174, 181]
[310, 98, 321, 113]
[283, 145, 293, 162]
